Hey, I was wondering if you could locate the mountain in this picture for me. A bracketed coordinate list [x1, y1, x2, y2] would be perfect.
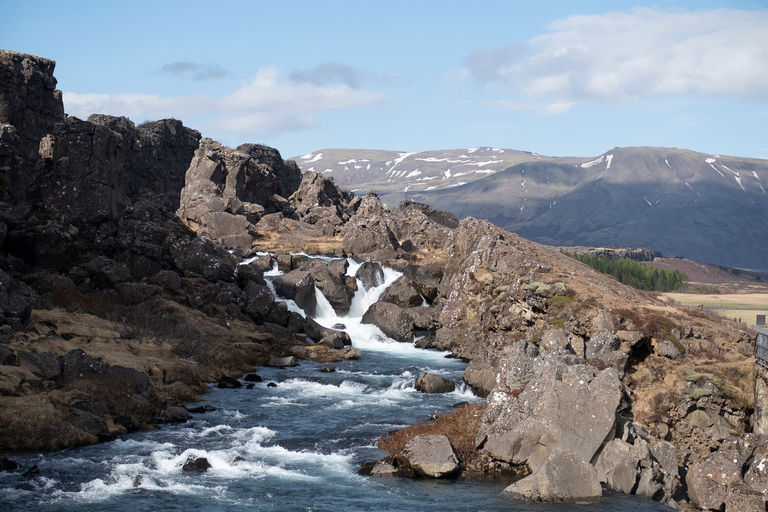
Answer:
[292, 146, 768, 270]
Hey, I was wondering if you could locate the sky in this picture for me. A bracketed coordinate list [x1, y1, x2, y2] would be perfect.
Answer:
[5, 1, 768, 160]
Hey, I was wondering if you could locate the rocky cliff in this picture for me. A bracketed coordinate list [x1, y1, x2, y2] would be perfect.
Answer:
[0, 51, 351, 452]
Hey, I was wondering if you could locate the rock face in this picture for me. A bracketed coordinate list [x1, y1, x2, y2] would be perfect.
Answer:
[503, 450, 602, 502]
[292, 171, 356, 236]
[402, 435, 460, 478]
[479, 360, 622, 472]
[236, 143, 302, 197]
[177, 139, 295, 249]
[342, 192, 401, 260]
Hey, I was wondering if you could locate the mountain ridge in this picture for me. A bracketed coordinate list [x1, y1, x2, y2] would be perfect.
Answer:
[292, 146, 768, 269]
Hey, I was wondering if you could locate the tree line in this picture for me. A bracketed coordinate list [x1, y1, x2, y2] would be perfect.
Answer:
[566, 253, 688, 292]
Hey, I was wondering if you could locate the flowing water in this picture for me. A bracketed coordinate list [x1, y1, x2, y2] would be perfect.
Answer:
[0, 258, 673, 511]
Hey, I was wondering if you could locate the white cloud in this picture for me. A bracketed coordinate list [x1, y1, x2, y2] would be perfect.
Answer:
[466, 7, 768, 114]
[63, 66, 389, 136]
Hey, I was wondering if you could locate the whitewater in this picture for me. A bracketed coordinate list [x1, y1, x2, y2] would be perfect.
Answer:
[0, 257, 672, 511]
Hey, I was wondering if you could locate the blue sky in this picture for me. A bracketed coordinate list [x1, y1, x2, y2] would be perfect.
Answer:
[5, 1, 768, 159]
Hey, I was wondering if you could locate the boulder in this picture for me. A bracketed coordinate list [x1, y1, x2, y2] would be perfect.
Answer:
[0, 457, 19, 472]
[406, 307, 441, 332]
[167, 233, 237, 283]
[414, 372, 455, 394]
[272, 270, 316, 316]
[480, 360, 621, 472]
[300, 259, 353, 314]
[304, 317, 351, 348]
[724, 484, 765, 512]
[594, 439, 640, 494]
[503, 450, 602, 502]
[182, 456, 211, 472]
[0, 345, 17, 366]
[242, 281, 276, 322]
[402, 264, 443, 303]
[17, 351, 61, 380]
[69, 407, 111, 441]
[380, 276, 423, 308]
[161, 406, 191, 423]
[217, 376, 242, 389]
[402, 435, 460, 478]
[361, 302, 414, 342]
[355, 262, 385, 291]
[686, 440, 747, 510]
[540, 329, 571, 355]
[651, 440, 679, 476]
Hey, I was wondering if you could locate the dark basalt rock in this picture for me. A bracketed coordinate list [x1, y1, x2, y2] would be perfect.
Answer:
[161, 406, 191, 423]
[69, 407, 111, 441]
[362, 302, 414, 343]
[380, 276, 422, 308]
[0, 456, 19, 472]
[217, 376, 242, 389]
[182, 456, 211, 472]
[355, 262, 385, 291]
[18, 350, 61, 380]
[272, 270, 316, 317]
[300, 258, 354, 315]
[236, 143, 302, 198]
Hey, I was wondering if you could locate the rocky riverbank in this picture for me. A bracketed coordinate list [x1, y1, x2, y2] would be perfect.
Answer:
[1, 49, 763, 511]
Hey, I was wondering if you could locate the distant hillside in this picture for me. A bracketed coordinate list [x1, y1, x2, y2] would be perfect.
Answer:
[291, 147, 543, 202]
[291, 146, 768, 270]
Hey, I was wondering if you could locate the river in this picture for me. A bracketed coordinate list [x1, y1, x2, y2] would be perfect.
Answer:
[0, 258, 673, 511]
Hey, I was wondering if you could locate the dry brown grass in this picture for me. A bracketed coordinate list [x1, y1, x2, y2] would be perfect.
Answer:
[377, 403, 486, 462]
[253, 233, 344, 255]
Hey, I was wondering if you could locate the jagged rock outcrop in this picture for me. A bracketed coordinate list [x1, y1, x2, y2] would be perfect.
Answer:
[177, 139, 296, 249]
[0, 50, 64, 203]
[342, 191, 401, 260]
[291, 171, 357, 236]
[236, 143, 302, 198]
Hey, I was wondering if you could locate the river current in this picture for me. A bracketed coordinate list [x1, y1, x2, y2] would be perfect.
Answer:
[1, 258, 673, 511]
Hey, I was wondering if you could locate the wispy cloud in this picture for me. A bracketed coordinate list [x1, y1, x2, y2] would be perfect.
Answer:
[464, 8, 768, 114]
[156, 61, 231, 81]
[64, 66, 389, 136]
[289, 61, 364, 89]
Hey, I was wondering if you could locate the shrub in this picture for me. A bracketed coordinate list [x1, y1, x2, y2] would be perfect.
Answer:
[377, 403, 485, 462]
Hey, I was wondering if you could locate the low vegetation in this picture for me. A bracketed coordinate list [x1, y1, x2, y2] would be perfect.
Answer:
[566, 253, 688, 292]
[377, 403, 485, 463]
